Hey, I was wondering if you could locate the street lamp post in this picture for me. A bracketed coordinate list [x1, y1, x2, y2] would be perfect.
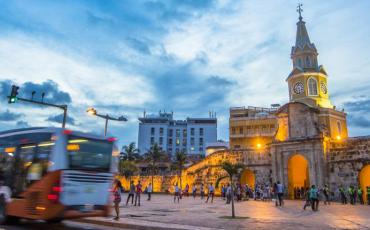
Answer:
[86, 108, 127, 136]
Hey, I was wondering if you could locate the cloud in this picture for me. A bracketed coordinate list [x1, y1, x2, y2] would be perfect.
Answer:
[16, 120, 29, 128]
[0, 109, 24, 121]
[46, 114, 76, 126]
[0, 79, 71, 104]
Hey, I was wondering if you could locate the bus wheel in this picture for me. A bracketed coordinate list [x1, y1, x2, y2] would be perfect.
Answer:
[47, 218, 62, 224]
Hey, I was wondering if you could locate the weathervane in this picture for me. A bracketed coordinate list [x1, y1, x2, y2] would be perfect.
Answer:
[297, 3, 303, 21]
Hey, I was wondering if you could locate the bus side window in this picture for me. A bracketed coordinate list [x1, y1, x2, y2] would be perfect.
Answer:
[14, 145, 36, 196]
[35, 143, 53, 176]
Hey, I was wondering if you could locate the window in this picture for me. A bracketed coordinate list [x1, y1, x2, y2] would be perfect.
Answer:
[337, 121, 342, 135]
[168, 138, 173, 145]
[169, 129, 173, 137]
[190, 137, 195, 146]
[239, 127, 243, 134]
[199, 138, 203, 146]
[159, 137, 163, 145]
[308, 77, 318, 96]
[168, 148, 172, 153]
[151, 127, 155, 135]
[183, 129, 187, 137]
[231, 127, 236, 135]
[182, 138, 187, 146]
[199, 147, 203, 152]
[190, 128, 195, 136]
[200, 128, 204, 136]
[306, 56, 311, 67]
[176, 129, 180, 137]
[176, 138, 180, 146]
[297, 58, 302, 67]
[175, 148, 179, 153]
[160, 128, 164, 136]
[150, 137, 155, 145]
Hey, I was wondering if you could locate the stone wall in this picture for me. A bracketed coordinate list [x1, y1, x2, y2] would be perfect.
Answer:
[327, 137, 370, 199]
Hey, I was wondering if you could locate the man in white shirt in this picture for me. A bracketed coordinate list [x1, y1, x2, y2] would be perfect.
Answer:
[0, 177, 12, 203]
[206, 183, 215, 203]
[174, 183, 180, 203]
[147, 183, 152, 201]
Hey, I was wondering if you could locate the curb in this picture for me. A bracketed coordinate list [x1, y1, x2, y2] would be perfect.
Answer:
[72, 218, 217, 230]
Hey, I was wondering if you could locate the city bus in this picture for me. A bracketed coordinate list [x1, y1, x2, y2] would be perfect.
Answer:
[0, 127, 119, 224]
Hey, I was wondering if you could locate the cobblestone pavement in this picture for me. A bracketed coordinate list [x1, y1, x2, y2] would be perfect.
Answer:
[79, 194, 370, 230]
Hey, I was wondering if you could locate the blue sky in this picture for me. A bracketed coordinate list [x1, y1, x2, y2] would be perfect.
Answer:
[0, 0, 370, 147]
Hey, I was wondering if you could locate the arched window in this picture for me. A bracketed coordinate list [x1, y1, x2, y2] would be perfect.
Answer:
[307, 77, 318, 96]
[337, 121, 342, 135]
[306, 56, 310, 67]
[297, 58, 302, 68]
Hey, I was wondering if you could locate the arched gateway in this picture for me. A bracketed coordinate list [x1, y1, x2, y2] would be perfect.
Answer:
[240, 169, 255, 189]
[288, 154, 310, 199]
[359, 165, 370, 203]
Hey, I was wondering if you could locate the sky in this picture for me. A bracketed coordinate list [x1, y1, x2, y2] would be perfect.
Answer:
[0, 0, 369, 148]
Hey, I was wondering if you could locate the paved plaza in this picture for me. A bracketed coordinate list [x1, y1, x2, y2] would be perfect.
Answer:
[77, 194, 370, 230]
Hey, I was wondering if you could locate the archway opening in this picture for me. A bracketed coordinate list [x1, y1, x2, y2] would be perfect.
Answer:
[359, 165, 370, 204]
[288, 154, 310, 199]
[240, 169, 255, 189]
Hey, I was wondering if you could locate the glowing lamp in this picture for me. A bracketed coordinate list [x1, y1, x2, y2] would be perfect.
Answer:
[256, 143, 262, 149]
[5, 147, 16, 153]
[336, 135, 341, 141]
[87, 107, 97, 115]
[67, 144, 80, 151]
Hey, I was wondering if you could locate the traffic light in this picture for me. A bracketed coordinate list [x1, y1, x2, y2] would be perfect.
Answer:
[8, 85, 19, 104]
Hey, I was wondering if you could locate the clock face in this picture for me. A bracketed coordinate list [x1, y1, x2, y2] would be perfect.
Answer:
[293, 82, 304, 94]
[320, 82, 327, 94]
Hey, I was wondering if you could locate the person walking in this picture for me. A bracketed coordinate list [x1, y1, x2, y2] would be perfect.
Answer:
[339, 185, 347, 204]
[348, 185, 355, 205]
[276, 181, 284, 207]
[200, 183, 205, 200]
[323, 184, 330, 205]
[147, 183, 152, 201]
[309, 185, 319, 211]
[357, 186, 364, 205]
[206, 183, 215, 203]
[226, 183, 232, 204]
[303, 187, 311, 210]
[112, 180, 123, 220]
[192, 184, 197, 199]
[174, 183, 180, 203]
[134, 180, 142, 206]
[126, 180, 135, 205]
[185, 184, 189, 197]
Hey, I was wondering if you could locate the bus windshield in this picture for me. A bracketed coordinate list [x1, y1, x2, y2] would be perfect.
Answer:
[67, 136, 113, 171]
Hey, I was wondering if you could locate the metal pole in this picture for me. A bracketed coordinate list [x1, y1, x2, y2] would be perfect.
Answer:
[104, 116, 109, 137]
[62, 106, 68, 128]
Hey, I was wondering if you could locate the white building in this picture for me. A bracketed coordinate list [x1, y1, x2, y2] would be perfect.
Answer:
[138, 111, 217, 155]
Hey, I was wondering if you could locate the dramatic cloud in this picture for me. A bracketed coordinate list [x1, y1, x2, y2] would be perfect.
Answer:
[46, 114, 76, 126]
[0, 79, 71, 104]
[0, 0, 369, 145]
[16, 120, 29, 128]
[0, 109, 24, 121]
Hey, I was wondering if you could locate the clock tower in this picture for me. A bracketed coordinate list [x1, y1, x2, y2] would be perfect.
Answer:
[286, 5, 333, 109]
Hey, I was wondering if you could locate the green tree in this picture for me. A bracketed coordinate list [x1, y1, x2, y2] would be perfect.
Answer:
[118, 160, 138, 182]
[172, 150, 187, 189]
[220, 161, 245, 218]
[120, 142, 141, 161]
[144, 143, 167, 192]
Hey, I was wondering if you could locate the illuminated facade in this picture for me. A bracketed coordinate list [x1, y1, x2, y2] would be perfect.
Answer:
[119, 8, 369, 201]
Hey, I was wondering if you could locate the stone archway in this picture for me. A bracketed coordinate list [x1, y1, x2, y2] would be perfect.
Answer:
[288, 154, 310, 199]
[359, 165, 370, 203]
[240, 169, 255, 189]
